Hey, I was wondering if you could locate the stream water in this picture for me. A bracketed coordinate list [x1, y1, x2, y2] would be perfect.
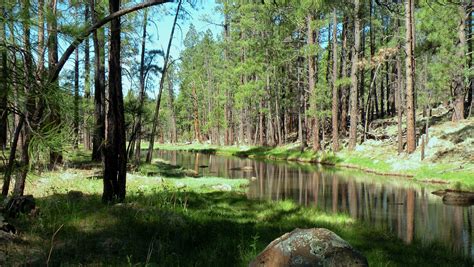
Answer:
[155, 149, 474, 259]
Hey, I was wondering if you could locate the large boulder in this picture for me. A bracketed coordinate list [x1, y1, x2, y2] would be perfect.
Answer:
[249, 228, 368, 267]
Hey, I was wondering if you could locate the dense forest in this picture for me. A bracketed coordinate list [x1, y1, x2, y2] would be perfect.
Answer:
[0, 0, 473, 265]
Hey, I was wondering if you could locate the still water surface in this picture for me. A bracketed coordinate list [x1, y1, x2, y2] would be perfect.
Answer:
[156, 149, 474, 259]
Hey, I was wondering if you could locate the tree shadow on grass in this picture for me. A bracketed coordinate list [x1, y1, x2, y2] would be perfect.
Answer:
[7, 191, 473, 266]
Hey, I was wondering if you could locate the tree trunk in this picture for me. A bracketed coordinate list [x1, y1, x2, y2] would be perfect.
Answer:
[349, 0, 360, 150]
[166, 74, 177, 143]
[13, 0, 33, 197]
[2, 116, 24, 196]
[369, 0, 378, 120]
[84, 2, 91, 150]
[331, 8, 339, 152]
[307, 13, 320, 151]
[48, 0, 63, 167]
[74, 44, 80, 149]
[103, 0, 126, 202]
[452, 1, 467, 122]
[192, 81, 202, 143]
[340, 17, 349, 135]
[0, 3, 7, 150]
[466, 6, 473, 118]
[405, 0, 416, 153]
[146, 0, 182, 163]
[132, 9, 148, 165]
[91, 0, 106, 162]
[396, 19, 403, 154]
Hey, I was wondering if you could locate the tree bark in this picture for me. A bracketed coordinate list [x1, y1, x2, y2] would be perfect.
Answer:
[405, 0, 416, 153]
[103, 0, 127, 202]
[132, 9, 148, 165]
[91, 0, 106, 162]
[340, 17, 349, 135]
[331, 8, 339, 152]
[13, 0, 33, 197]
[466, 5, 473, 118]
[48, 0, 63, 167]
[452, 1, 467, 122]
[0, 2, 7, 150]
[84, 2, 91, 150]
[396, 18, 403, 154]
[2, 117, 24, 196]
[349, 0, 360, 150]
[307, 13, 320, 151]
[166, 72, 177, 143]
[146, 0, 182, 163]
[74, 43, 80, 149]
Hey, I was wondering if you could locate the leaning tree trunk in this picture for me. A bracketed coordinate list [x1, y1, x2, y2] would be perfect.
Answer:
[103, 0, 127, 202]
[349, 0, 360, 150]
[405, 0, 416, 153]
[146, 0, 182, 163]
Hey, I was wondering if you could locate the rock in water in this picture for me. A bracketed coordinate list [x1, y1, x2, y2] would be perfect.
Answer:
[5, 195, 35, 218]
[249, 228, 368, 267]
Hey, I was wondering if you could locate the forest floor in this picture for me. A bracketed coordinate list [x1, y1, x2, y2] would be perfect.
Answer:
[1, 155, 471, 266]
[155, 114, 474, 189]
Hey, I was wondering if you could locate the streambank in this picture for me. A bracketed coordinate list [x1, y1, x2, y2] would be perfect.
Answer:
[155, 139, 474, 189]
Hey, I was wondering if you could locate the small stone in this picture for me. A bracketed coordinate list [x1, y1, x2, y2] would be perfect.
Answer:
[175, 182, 186, 189]
[211, 184, 232, 191]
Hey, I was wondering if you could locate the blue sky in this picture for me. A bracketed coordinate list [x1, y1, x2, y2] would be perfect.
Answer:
[134, 0, 223, 96]
[59, 0, 223, 97]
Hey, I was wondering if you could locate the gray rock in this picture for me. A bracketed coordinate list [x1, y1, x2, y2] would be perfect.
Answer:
[211, 184, 232, 191]
[249, 228, 368, 267]
[175, 182, 187, 189]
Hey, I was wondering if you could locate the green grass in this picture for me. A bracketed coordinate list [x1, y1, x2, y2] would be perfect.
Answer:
[7, 164, 471, 266]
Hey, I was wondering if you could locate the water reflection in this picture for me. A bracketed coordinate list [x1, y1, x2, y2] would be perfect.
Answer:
[155, 150, 474, 259]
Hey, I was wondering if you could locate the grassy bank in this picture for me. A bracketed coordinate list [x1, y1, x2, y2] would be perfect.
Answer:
[155, 142, 474, 189]
[4, 158, 471, 266]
